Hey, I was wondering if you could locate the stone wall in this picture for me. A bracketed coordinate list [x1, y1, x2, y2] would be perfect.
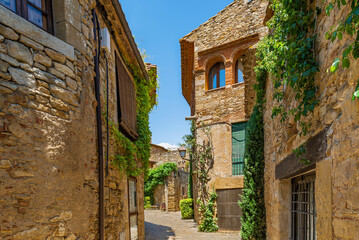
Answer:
[152, 170, 188, 212]
[149, 144, 188, 171]
[0, 2, 98, 239]
[182, 0, 268, 54]
[263, 2, 359, 239]
[0, 1, 148, 239]
[149, 145, 189, 211]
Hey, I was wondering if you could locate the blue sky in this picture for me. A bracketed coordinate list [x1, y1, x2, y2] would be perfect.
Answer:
[121, 0, 233, 147]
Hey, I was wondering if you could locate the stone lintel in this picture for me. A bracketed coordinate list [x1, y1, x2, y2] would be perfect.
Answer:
[0, 5, 75, 60]
[275, 128, 328, 179]
[214, 176, 244, 190]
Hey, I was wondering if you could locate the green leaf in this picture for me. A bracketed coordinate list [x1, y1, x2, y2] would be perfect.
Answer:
[343, 45, 353, 58]
[342, 58, 350, 68]
[354, 90, 359, 97]
[330, 58, 340, 73]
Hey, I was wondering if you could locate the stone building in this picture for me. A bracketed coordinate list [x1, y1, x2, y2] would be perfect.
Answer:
[0, 1, 156, 239]
[149, 143, 188, 170]
[180, 0, 267, 231]
[149, 144, 189, 211]
[262, 2, 359, 240]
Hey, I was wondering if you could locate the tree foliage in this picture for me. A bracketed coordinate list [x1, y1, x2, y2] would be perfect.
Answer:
[144, 162, 177, 202]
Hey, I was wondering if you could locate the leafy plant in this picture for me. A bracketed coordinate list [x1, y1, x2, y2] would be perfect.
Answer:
[144, 162, 177, 202]
[108, 64, 158, 178]
[144, 196, 151, 209]
[198, 191, 218, 232]
[188, 126, 218, 232]
[239, 67, 267, 240]
[182, 120, 196, 198]
[324, 0, 359, 100]
[180, 198, 194, 219]
[257, 0, 319, 136]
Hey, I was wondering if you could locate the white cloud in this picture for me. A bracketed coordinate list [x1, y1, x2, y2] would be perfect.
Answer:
[157, 143, 179, 151]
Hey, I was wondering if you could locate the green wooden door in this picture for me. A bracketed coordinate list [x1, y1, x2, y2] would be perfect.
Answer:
[232, 122, 247, 175]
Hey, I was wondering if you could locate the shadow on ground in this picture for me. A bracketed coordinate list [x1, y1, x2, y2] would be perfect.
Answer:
[145, 221, 175, 240]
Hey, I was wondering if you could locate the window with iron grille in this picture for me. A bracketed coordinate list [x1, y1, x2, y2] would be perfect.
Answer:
[0, 0, 53, 33]
[115, 53, 138, 140]
[232, 122, 247, 175]
[291, 173, 317, 240]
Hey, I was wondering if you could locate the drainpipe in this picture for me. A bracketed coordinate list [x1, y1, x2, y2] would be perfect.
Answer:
[92, 10, 105, 240]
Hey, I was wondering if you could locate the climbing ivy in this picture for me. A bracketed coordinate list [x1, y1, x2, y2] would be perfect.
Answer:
[197, 191, 218, 232]
[325, 0, 359, 99]
[257, 0, 319, 135]
[144, 162, 178, 202]
[109, 64, 158, 178]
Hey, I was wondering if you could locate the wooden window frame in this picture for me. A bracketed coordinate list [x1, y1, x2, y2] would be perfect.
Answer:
[115, 52, 138, 140]
[0, 0, 53, 33]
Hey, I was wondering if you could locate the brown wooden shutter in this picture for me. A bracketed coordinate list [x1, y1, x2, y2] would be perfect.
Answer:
[115, 54, 138, 140]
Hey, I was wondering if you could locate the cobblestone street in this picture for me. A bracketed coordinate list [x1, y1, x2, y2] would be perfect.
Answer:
[144, 210, 241, 240]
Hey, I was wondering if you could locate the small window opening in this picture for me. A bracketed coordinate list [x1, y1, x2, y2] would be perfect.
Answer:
[235, 59, 244, 84]
[208, 62, 225, 90]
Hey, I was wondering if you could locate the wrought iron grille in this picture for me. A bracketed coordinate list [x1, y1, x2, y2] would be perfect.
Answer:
[232, 153, 245, 175]
[291, 173, 317, 240]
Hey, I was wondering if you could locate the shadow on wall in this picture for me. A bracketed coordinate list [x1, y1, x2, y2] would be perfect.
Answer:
[144, 221, 175, 240]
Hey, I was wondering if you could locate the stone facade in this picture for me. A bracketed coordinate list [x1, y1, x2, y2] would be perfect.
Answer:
[149, 144, 189, 211]
[0, 1, 153, 239]
[180, 0, 267, 226]
[263, 2, 359, 239]
[149, 144, 188, 170]
[152, 170, 189, 212]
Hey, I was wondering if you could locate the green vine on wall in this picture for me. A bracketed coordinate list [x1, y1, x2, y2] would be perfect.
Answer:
[258, 0, 319, 135]
[325, 0, 359, 100]
[144, 162, 178, 203]
[109, 65, 158, 178]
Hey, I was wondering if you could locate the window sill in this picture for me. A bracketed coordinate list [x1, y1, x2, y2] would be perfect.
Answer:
[0, 5, 75, 60]
[232, 81, 245, 87]
[205, 86, 226, 93]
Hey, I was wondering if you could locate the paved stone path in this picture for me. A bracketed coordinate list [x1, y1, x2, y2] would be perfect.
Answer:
[145, 210, 241, 240]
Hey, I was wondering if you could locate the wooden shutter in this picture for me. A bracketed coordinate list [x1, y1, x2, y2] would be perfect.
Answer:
[115, 54, 138, 140]
[232, 122, 247, 175]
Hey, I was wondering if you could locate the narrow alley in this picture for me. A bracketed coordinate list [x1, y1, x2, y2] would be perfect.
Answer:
[144, 210, 241, 240]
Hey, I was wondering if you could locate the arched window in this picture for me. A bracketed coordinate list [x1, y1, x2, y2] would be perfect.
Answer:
[235, 59, 244, 83]
[208, 62, 225, 90]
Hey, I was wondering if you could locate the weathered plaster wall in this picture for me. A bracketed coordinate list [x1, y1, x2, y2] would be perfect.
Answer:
[264, 2, 359, 239]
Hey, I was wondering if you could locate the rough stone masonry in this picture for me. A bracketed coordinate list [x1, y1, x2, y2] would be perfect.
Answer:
[0, 0, 150, 239]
